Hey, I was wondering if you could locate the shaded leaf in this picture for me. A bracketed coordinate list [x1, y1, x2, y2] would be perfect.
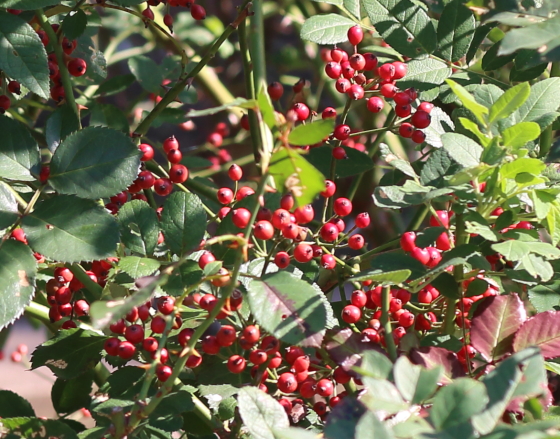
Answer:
[128, 55, 163, 93]
[117, 200, 159, 256]
[0, 115, 41, 181]
[409, 346, 465, 385]
[51, 372, 93, 415]
[45, 106, 80, 154]
[437, 0, 476, 62]
[325, 328, 383, 375]
[119, 256, 160, 278]
[0, 183, 20, 230]
[0, 390, 35, 418]
[324, 397, 367, 439]
[0, 418, 78, 439]
[306, 145, 374, 179]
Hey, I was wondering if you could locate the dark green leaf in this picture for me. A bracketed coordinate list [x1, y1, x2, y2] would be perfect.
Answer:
[0, 240, 36, 330]
[437, 0, 476, 62]
[466, 23, 494, 64]
[72, 35, 106, 82]
[1, 0, 60, 8]
[370, 252, 427, 281]
[430, 378, 488, 429]
[45, 106, 80, 154]
[161, 260, 203, 297]
[150, 387, 195, 431]
[306, 145, 374, 178]
[397, 59, 452, 91]
[0, 390, 35, 418]
[247, 271, 328, 347]
[510, 61, 548, 82]
[22, 195, 119, 263]
[362, 0, 437, 58]
[49, 126, 140, 199]
[0, 12, 49, 99]
[420, 148, 461, 186]
[380, 143, 418, 179]
[51, 372, 93, 415]
[0, 183, 20, 230]
[104, 366, 146, 399]
[119, 256, 160, 278]
[161, 192, 207, 257]
[324, 398, 367, 439]
[94, 74, 135, 97]
[482, 41, 516, 71]
[128, 55, 164, 93]
[0, 115, 41, 181]
[1, 418, 79, 439]
[63, 9, 87, 40]
[117, 200, 159, 256]
[442, 133, 483, 167]
[237, 387, 289, 439]
[351, 268, 411, 285]
[269, 148, 326, 207]
[300, 14, 356, 45]
[288, 119, 334, 146]
[89, 103, 129, 133]
[31, 329, 106, 379]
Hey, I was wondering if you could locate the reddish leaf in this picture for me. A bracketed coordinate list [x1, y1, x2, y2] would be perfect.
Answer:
[409, 347, 464, 384]
[470, 294, 527, 361]
[513, 310, 560, 359]
[324, 328, 383, 376]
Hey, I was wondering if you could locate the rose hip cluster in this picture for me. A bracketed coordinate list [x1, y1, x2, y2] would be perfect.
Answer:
[321, 25, 434, 152]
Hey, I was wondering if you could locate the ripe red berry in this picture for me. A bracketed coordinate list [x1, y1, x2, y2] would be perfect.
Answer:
[418, 101, 434, 113]
[410, 247, 430, 265]
[378, 63, 395, 80]
[243, 325, 260, 343]
[163, 13, 173, 32]
[367, 96, 384, 113]
[277, 372, 298, 393]
[351, 290, 367, 308]
[167, 149, 182, 164]
[348, 234, 364, 250]
[282, 223, 299, 240]
[228, 164, 243, 181]
[7, 80, 21, 95]
[236, 186, 255, 200]
[292, 102, 310, 121]
[320, 223, 339, 242]
[293, 243, 313, 263]
[280, 193, 294, 211]
[342, 305, 361, 323]
[143, 337, 158, 352]
[322, 107, 337, 119]
[272, 209, 291, 229]
[381, 83, 397, 98]
[125, 324, 145, 344]
[169, 164, 189, 183]
[156, 364, 172, 382]
[118, 341, 136, 359]
[429, 210, 450, 228]
[411, 110, 431, 129]
[249, 349, 268, 365]
[163, 136, 179, 153]
[335, 78, 351, 93]
[333, 198, 352, 216]
[67, 58, 87, 77]
[350, 54, 366, 72]
[320, 253, 336, 269]
[198, 251, 216, 269]
[395, 104, 412, 118]
[217, 187, 234, 204]
[0, 95, 11, 112]
[394, 92, 411, 106]
[347, 25, 364, 46]
[399, 123, 414, 138]
[254, 220, 274, 240]
[392, 61, 408, 79]
[347, 84, 364, 100]
[316, 379, 334, 397]
[411, 130, 426, 144]
[332, 146, 347, 160]
[138, 143, 154, 161]
[293, 204, 314, 224]
[274, 252, 290, 268]
[268, 82, 284, 100]
[157, 296, 175, 315]
[331, 48, 348, 62]
[104, 338, 120, 356]
[74, 300, 89, 316]
[355, 212, 370, 228]
[154, 178, 173, 196]
[227, 355, 246, 373]
[151, 315, 167, 334]
[190, 4, 206, 19]
[232, 208, 251, 229]
[341, 61, 355, 79]
[325, 62, 342, 79]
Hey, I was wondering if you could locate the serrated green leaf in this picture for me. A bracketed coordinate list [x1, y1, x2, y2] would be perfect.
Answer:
[0, 115, 41, 181]
[288, 119, 334, 146]
[31, 329, 106, 379]
[161, 192, 207, 257]
[445, 80, 488, 126]
[119, 256, 160, 278]
[489, 82, 531, 126]
[21, 195, 119, 263]
[501, 122, 541, 149]
[49, 127, 140, 199]
[89, 103, 129, 133]
[442, 133, 483, 168]
[396, 58, 452, 91]
[362, 0, 436, 58]
[117, 200, 159, 256]
[0, 183, 20, 230]
[0, 240, 36, 331]
[0, 390, 35, 418]
[0, 12, 49, 99]
[51, 372, 93, 415]
[511, 77, 560, 130]
[45, 106, 80, 154]
[482, 41, 517, 72]
[94, 74, 135, 98]
[237, 387, 289, 439]
[1, 417, 79, 439]
[161, 260, 203, 297]
[437, 0, 476, 62]
[300, 14, 355, 45]
[420, 148, 460, 186]
[269, 148, 325, 207]
[63, 9, 87, 40]
[247, 272, 327, 347]
[380, 143, 418, 179]
[128, 55, 164, 93]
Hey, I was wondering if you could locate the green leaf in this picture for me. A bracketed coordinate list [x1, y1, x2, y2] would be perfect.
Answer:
[73, 35, 107, 82]
[187, 97, 257, 117]
[128, 55, 164, 93]
[481, 41, 517, 72]
[119, 256, 160, 278]
[442, 133, 483, 168]
[161, 192, 207, 257]
[273, 428, 320, 439]
[257, 84, 277, 130]
[546, 201, 560, 246]
[511, 77, 560, 130]
[1, 0, 60, 8]
[288, 119, 334, 146]
[300, 14, 356, 45]
[420, 148, 461, 186]
[0, 12, 49, 99]
[49, 126, 140, 199]
[117, 200, 159, 256]
[237, 387, 289, 439]
[519, 253, 554, 281]
[31, 329, 106, 379]
[362, 0, 437, 58]
[528, 281, 560, 312]
[0, 240, 36, 331]
[247, 271, 328, 347]
[0, 115, 41, 181]
[51, 372, 93, 415]
[344, 0, 362, 19]
[396, 58, 452, 91]
[45, 106, 80, 154]
[269, 148, 325, 207]
[0, 390, 35, 418]
[361, 377, 409, 413]
[501, 122, 541, 149]
[380, 143, 418, 179]
[430, 378, 488, 430]
[0, 183, 20, 230]
[1, 418, 79, 439]
[89, 103, 129, 133]
[492, 240, 530, 261]
[394, 356, 441, 404]
[351, 269, 411, 285]
[161, 260, 203, 297]
[459, 117, 491, 147]
[424, 107, 455, 149]
[355, 411, 396, 439]
[63, 9, 87, 40]
[499, 14, 560, 56]
[21, 195, 119, 263]
[488, 82, 531, 126]
[150, 387, 195, 432]
[445, 80, 488, 126]
[94, 74, 135, 98]
[500, 157, 545, 178]
[437, 0, 476, 62]
[306, 145, 374, 179]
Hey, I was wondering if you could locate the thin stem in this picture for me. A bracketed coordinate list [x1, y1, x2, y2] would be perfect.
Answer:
[35, 10, 81, 126]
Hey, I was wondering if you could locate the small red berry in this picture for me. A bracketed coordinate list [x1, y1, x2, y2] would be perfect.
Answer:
[411, 130, 426, 144]
[67, 58, 87, 77]
[190, 4, 206, 20]
[293, 243, 313, 263]
[342, 305, 361, 324]
[227, 355, 246, 373]
[169, 164, 189, 183]
[228, 164, 243, 181]
[347, 25, 364, 46]
[367, 96, 384, 113]
[138, 143, 154, 161]
[275, 252, 290, 268]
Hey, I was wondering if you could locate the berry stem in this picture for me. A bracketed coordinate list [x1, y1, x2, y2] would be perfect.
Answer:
[35, 9, 81, 127]
[381, 286, 397, 362]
